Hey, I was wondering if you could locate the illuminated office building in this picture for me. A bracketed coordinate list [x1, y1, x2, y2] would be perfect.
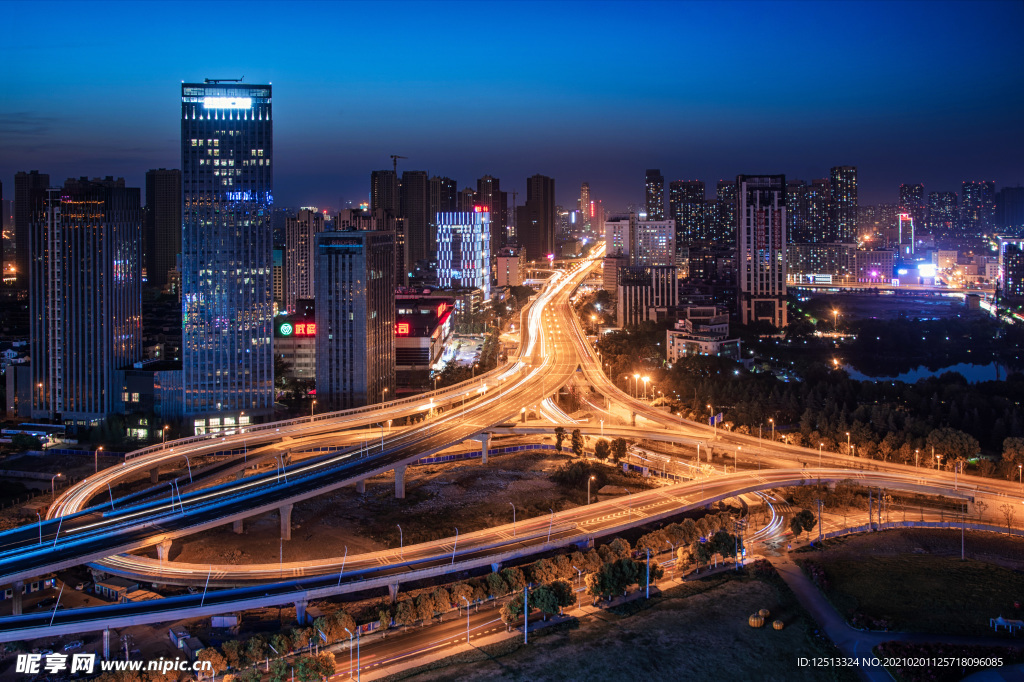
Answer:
[285, 208, 325, 313]
[437, 209, 491, 300]
[314, 229, 395, 411]
[961, 180, 996, 235]
[181, 81, 274, 432]
[30, 177, 143, 424]
[736, 174, 787, 328]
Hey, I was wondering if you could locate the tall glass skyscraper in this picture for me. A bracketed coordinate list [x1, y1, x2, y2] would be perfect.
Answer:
[437, 209, 491, 300]
[181, 81, 274, 433]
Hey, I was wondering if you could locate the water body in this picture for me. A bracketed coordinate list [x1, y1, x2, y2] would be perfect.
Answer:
[843, 362, 1008, 384]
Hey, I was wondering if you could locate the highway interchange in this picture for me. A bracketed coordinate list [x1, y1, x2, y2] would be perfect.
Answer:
[1, 244, 1020, 654]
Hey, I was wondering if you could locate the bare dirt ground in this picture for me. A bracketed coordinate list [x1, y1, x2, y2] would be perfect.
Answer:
[153, 451, 655, 565]
[807, 527, 1024, 569]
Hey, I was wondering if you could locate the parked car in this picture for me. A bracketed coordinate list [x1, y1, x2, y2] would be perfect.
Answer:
[74, 582, 85, 591]
[35, 597, 56, 610]
[63, 641, 83, 651]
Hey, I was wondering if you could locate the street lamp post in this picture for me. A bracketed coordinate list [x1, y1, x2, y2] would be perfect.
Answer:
[915, 449, 920, 468]
[51, 473, 61, 498]
[95, 446, 103, 473]
[183, 454, 192, 484]
[633, 373, 640, 398]
[310, 399, 317, 420]
[547, 509, 554, 542]
[599, 419, 604, 437]
[510, 503, 516, 537]
[344, 628, 354, 679]
[461, 596, 470, 642]
[162, 425, 169, 444]
[769, 418, 775, 442]
[587, 475, 595, 504]
[819, 442, 823, 469]
[397, 524, 403, 559]
[642, 376, 649, 400]
[845, 431, 850, 455]
[708, 404, 716, 438]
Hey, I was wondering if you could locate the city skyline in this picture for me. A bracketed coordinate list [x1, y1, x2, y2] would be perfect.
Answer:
[2, 1, 1022, 210]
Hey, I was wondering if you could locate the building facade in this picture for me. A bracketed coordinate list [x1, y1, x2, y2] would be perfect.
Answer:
[181, 81, 274, 431]
[736, 175, 787, 328]
[144, 168, 182, 288]
[314, 230, 396, 410]
[496, 246, 526, 287]
[15, 170, 49, 290]
[830, 165, 857, 243]
[517, 174, 555, 262]
[644, 169, 665, 220]
[285, 208, 325, 313]
[437, 209, 491, 300]
[668, 180, 706, 245]
[30, 178, 143, 424]
[616, 265, 678, 327]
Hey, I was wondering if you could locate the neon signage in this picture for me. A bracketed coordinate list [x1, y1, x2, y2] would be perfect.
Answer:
[279, 321, 316, 336]
[395, 322, 411, 336]
[203, 96, 252, 109]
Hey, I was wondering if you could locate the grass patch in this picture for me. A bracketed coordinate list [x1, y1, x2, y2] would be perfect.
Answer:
[393, 572, 857, 682]
[799, 554, 1024, 635]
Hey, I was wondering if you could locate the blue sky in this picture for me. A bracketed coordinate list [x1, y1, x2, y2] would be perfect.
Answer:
[1, 0, 1022, 209]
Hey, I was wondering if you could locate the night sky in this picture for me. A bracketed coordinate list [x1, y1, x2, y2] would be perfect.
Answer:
[2, 0, 1022, 211]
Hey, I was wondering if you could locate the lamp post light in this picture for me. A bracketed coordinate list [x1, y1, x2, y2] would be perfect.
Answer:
[769, 418, 775, 442]
[587, 475, 595, 505]
[95, 446, 103, 473]
[461, 596, 470, 642]
[510, 503, 516, 537]
[162, 425, 170, 444]
[915, 449, 920, 468]
[632, 373, 640, 398]
[397, 524, 403, 560]
[845, 431, 850, 455]
[310, 399, 317, 420]
[547, 509, 554, 542]
[183, 454, 192, 484]
[642, 376, 650, 400]
[819, 442, 823, 469]
[51, 473, 61, 498]
[599, 419, 604, 437]
[832, 309, 839, 332]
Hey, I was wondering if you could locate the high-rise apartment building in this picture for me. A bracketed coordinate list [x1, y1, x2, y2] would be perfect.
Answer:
[517, 174, 556, 262]
[927, 191, 958, 235]
[144, 168, 182, 288]
[181, 81, 274, 431]
[14, 170, 50, 290]
[668, 180, 705, 245]
[829, 165, 857, 243]
[30, 177, 143, 423]
[898, 183, 926, 234]
[604, 214, 675, 266]
[736, 175, 787, 328]
[285, 209, 326, 313]
[475, 175, 507, 254]
[616, 265, 678, 327]
[713, 181, 738, 245]
[314, 229, 395, 411]
[786, 180, 810, 242]
[437, 209, 491, 300]
[428, 176, 458, 256]
[458, 187, 476, 212]
[400, 170, 428, 276]
[996, 187, 1024, 231]
[805, 179, 831, 243]
[645, 169, 665, 220]
[961, 180, 996, 235]
[370, 170, 399, 213]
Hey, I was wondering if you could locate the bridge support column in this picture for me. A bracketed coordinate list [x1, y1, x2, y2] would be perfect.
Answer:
[233, 519, 243, 534]
[150, 467, 159, 483]
[295, 600, 307, 625]
[395, 465, 406, 499]
[103, 628, 110, 660]
[11, 580, 23, 616]
[491, 562, 501, 573]
[280, 504, 293, 541]
[236, 469, 246, 480]
[388, 584, 399, 603]
[156, 540, 172, 562]
[355, 479, 365, 494]
[631, 412, 636, 427]
[473, 434, 490, 464]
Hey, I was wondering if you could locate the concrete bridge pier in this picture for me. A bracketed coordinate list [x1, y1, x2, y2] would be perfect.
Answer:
[280, 504, 294, 541]
[355, 479, 365, 494]
[473, 434, 491, 464]
[490, 562, 501, 573]
[149, 467, 159, 483]
[156, 540, 172, 562]
[233, 519, 243, 534]
[388, 584, 399, 603]
[631, 412, 636, 427]
[395, 465, 407, 499]
[11, 580, 23, 616]
[295, 600, 307, 624]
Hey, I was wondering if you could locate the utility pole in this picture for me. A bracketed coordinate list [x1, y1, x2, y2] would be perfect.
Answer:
[817, 498, 823, 542]
[523, 585, 529, 644]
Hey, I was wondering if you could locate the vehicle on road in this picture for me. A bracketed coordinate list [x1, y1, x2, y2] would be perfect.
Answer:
[63, 640, 83, 651]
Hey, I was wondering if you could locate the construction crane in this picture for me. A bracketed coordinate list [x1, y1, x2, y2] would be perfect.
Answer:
[390, 155, 408, 174]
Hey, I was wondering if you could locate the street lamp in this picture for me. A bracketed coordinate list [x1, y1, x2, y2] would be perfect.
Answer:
[708, 404, 716, 437]
[819, 442, 823, 469]
[510, 503, 516, 537]
[397, 524, 403, 560]
[599, 419, 604, 437]
[915, 449, 920, 468]
[633, 373, 640, 398]
[845, 431, 850, 455]
[587, 475, 596, 504]
[832, 309, 839, 332]
[51, 473, 61, 498]
[162, 425, 170, 444]
[642, 376, 650, 400]
[770, 418, 775, 442]
[95, 446, 103, 473]
[310, 399, 317, 420]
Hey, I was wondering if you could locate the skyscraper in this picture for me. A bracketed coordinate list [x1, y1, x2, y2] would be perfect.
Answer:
[898, 183, 926, 234]
[144, 168, 182, 287]
[14, 170, 49, 290]
[372, 169, 406, 283]
[476, 175, 506, 253]
[400, 170, 428, 275]
[578, 182, 592, 234]
[181, 81, 274, 432]
[437, 209, 491, 300]
[314, 229, 395, 411]
[805, 179, 831, 243]
[517, 174, 556, 262]
[645, 169, 665, 220]
[786, 179, 810, 242]
[995, 187, 1024, 231]
[31, 177, 142, 422]
[961, 180, 996, 235]
[285, 209, 326, 313]
[668, 180, 705, 245]
[736, 175, 787, 328]
[428, 176, 458, 256]
[458, 187, 476, 212]
[829, 165, 857, 243]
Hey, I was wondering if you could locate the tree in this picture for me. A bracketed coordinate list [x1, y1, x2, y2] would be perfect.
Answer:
[594, 438, 610, 461]
[611, 438, 628, 463]
[11, 433, 42, 451]
[1003, 437, 1024, 465]
[294, 653, 335, 682]
[571, 429, 584, 457]
[221, 640, 243, 669]
[531, 585, 559, 620]
[501, 566, 526, 593]
[394, 598, 418, 626]
[1000, 503, 1016, 535]
[290, 627, 313, 651]
[244, 634, 268, 664]
[415, 592, 438, 623]
[554, 426, 566, 452]
[450, 582, 473, 609]
[549, 580, 575, 612]
[974, 499, 989, 523]
[500, 598, 523, 629]
[268, 659, 291, 682]
[486, 571, 509, 597]
[332, 610, 356, 640]
[926, 427, 980, 461]
[196, 648, 227, 676]
[376, 605, 393, 635]
[528, 558, 560, 585]
[790, 509, 817, 538]
[235, 669, 262, 682]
